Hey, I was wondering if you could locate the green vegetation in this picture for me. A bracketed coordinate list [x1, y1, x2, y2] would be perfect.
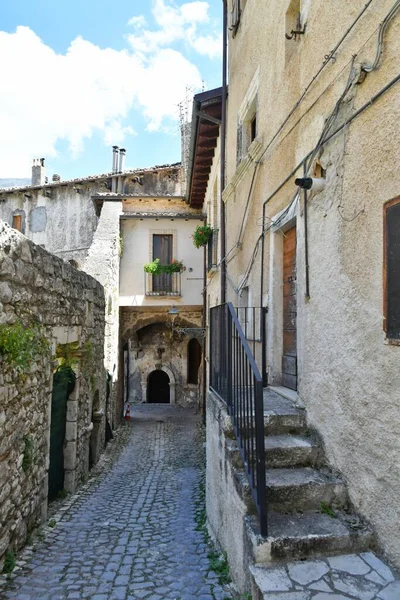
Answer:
[320, 501, 337, 518]
[0, 322, 50, 373]
[57, 489, 68, 500]
[194, 477, 232, 588]
[22, 436, 34, 473]
[2, 550, 16, 574]
[192, 224, 213, 248]
[48, 519, 56, 528]
[143, 258, 186, 275]
[207, 550, 231, 586]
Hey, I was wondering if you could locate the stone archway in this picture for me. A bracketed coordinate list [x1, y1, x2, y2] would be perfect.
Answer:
[144, 365, 176, 405]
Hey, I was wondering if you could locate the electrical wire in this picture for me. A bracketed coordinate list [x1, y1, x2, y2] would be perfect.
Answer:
[362, 0, 400, 72]
[205, 0, 399, 296]
[254, 0, 377, 166]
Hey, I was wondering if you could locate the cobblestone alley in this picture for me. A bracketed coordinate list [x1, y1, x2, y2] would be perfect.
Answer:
[0, 406, 232, 600]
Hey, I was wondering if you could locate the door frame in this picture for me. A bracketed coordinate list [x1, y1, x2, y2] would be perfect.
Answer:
[267, 195, 300, 388]
[143, 365, 176, 404]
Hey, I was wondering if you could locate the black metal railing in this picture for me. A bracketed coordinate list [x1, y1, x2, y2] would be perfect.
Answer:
[210, 303, 268, 536]
[144, 272, 182, 296]
[235, 306, 268, 386]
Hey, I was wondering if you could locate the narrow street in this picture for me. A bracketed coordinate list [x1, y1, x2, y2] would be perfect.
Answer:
[0, 406, 231, 600]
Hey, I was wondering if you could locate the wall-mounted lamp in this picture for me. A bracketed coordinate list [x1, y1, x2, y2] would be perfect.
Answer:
[167, 305, 206, 338]
[295, 177, 325, 193]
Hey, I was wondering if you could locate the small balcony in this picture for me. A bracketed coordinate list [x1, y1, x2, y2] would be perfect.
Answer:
[145, 272, 182, 297]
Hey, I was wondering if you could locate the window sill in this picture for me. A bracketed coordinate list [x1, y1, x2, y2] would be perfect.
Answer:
[223, 138, 264, 203]
[146, 292, 181, 297]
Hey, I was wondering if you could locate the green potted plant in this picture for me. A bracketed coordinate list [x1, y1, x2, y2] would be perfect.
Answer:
[192, 224, 213, 248]
[143, 258, 186, 275]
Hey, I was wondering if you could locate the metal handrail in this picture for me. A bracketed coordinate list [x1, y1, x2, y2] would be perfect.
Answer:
[210, 302, 268, 536]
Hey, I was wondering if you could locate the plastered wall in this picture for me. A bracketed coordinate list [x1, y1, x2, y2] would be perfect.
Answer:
[222, 0, 400, 566]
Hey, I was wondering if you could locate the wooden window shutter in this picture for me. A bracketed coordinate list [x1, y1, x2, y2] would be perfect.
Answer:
[12, 214, 22, 232]
[385, 199, 400, 339]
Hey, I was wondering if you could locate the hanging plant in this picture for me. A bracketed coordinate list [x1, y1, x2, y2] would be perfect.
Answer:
[192, 224, 213, 248]
[143, 258, 186, 275]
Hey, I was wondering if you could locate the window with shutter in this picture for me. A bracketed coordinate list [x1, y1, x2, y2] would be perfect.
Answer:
[153, 234, 173, 293]
[384, 198, 400, 340]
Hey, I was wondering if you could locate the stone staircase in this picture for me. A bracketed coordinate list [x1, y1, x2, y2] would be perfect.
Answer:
[232, 388, 375, 596]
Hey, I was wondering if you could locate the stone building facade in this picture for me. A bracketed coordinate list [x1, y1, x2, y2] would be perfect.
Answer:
[187, 0, 400, 574]
[0, 158, 188, 425]
[119, 195, 205, 409]
[0, 222, 106, 565]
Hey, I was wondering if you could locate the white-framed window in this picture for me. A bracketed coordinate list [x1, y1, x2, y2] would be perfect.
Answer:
[236, 67, 260, 165]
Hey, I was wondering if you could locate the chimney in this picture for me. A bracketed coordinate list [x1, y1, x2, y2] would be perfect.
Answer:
[112, 146, 119, 174]
[119, 148, 126, 173]
[32, 158, 46, 186]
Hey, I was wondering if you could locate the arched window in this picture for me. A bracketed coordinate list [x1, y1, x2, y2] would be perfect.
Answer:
[384, 197, 400, 340]
[187, 338, 202, 385]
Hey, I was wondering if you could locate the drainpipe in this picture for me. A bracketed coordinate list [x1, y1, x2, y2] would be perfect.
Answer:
[220, 0, 228, 305]
[202, 241, 207, 423]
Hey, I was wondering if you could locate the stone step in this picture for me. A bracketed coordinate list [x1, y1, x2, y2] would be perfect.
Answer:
[263, 388, 306, 435]
[266, 467, 347, 512]
[246, 511, 374, 564]
[265, 434, 320, 468]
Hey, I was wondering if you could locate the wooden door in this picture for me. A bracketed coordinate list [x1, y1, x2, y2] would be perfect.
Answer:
[282, 226, 297, 390]
[153, 234, 172, 292]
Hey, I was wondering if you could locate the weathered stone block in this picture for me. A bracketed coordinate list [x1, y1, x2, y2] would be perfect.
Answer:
[65, 421, 77, 442]
[0, 282, 12, 303]
[66, 401, 78, 422]
[64, 442, 77, 470]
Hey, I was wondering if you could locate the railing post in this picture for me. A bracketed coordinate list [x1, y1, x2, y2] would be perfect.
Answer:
[254, 377, 268, 536]
[261, 306, 268, 387]
[227, 306, 233, 408]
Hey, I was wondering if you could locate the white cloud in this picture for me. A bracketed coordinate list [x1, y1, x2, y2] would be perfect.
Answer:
[127, 0, 221, 59]
[0, 0, 222, 177]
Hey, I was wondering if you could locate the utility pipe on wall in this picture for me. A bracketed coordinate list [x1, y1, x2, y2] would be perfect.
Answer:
[220, 0, 228, 304]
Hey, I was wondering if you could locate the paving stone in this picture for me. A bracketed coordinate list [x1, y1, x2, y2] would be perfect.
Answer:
[331, 571, 381, 600]
[251, 565, 293, 592]
[313, 595, 352, 600]
[328, 554, 371, 575]
[0, 407, 232, 600]
[308, 580, 332, 592]
[288, 560, 329, 585]
[378, 581, 400, 600]
[360, 553, 396, 584]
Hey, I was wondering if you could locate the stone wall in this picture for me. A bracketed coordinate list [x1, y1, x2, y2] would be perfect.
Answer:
[0, 222, 106, 566]
[120, 307, 203, 408]
[206, 391, 252, 594]
[84, 200, 122, 428]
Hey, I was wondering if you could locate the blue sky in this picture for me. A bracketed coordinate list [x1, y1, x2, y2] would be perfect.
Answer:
[0, 0, 222, 179]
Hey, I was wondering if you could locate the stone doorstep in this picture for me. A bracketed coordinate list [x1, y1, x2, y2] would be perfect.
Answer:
[233, 460, 347, 514]
[245, 512, 374, 564]
[263, 389, 307, 435]
[266, 467, 347, 512]
[250, 552, 399, 600]
[265, 434, 320, 468]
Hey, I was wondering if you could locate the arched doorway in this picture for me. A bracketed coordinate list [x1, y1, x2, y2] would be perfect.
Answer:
[188, 338, 202, 384]
[148, 370, 170, 404]
[49, 366, 76, 501]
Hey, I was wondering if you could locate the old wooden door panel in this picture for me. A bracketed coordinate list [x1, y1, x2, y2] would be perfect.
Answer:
[282, 226, 297, 390]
